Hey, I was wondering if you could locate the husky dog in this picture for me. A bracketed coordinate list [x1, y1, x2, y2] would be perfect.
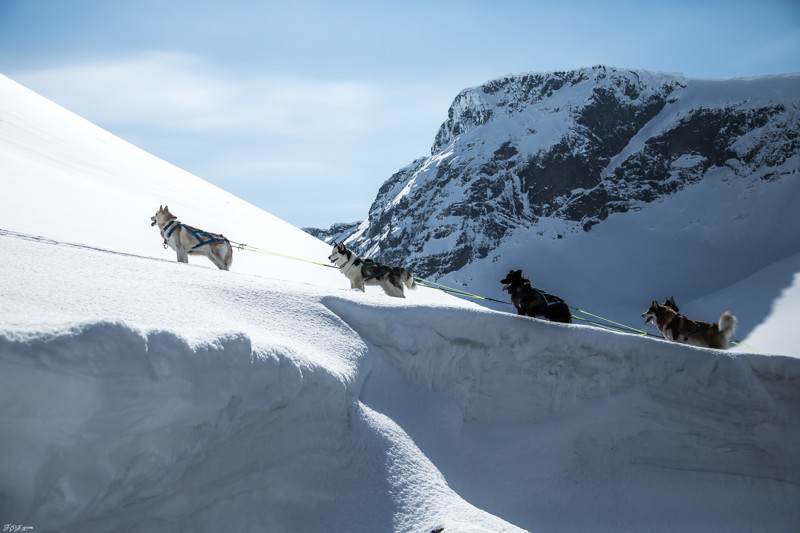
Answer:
[328, 242, 415, 298]
[642, 300, 736, 350]
[500, 269, 572, 323]
[150, 205, 233, 270]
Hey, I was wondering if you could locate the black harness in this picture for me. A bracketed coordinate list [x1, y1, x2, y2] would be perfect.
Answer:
[362, 260, 404, 281]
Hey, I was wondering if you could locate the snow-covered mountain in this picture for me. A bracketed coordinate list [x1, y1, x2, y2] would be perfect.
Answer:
[2, 73, 800, 532]
[311, 66, 800, 353]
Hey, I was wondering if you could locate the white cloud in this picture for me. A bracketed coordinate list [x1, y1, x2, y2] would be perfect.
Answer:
[13, 51, 378, 138]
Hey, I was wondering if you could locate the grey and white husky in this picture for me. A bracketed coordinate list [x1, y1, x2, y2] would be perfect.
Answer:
[328, 242, 415, 298]
[150, 205, 233, 270]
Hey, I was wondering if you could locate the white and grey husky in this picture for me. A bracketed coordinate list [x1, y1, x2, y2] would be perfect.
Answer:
[328, 242, 416, 298]
[151, 205, 233, 270]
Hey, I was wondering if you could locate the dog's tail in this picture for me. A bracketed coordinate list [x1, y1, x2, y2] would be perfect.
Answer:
[718, 311, 737, 340]
[402, 269, 416, 290]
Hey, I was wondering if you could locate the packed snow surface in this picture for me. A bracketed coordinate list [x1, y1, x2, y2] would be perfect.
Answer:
[2, 74, 800, 532]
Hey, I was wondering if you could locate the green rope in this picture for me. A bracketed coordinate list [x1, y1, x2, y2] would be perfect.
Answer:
[729, 338, 765, 353]
[571, 314, 655, 336]
[413, 276, 514, 304]
[230, 241, 337, 269]
[569, 306, 650, 336]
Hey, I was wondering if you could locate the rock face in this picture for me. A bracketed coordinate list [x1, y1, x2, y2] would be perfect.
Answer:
[308, 66, 800, 279]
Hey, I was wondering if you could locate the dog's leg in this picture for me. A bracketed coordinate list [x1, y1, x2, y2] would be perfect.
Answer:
[209, 253, 227, 270]
[386, 282, 405, 298]
[223, 245, 233, 270]
[206, 246, 229, 270]
[176, 249, 188, 263]
[378, 279, 402, 298]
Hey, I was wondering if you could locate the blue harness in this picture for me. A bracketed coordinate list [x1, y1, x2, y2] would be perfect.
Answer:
[534, 288, 563, 307]
[163, 219, 229, 249]
[683, 323, 710, 341]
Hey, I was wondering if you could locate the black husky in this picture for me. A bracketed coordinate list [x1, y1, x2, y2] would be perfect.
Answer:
[500, 269, 572, 323]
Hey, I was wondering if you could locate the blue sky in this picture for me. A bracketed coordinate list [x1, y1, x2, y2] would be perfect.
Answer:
[1, 0, 798, 228]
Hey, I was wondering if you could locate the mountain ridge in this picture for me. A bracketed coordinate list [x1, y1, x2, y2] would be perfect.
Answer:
[308, 66, 799, 283]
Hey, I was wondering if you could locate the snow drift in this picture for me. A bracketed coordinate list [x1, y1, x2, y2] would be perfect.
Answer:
[2, 74, 800, 532]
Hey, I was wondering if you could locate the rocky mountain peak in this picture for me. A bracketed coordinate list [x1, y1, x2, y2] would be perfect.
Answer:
[309, 67, 800, 280]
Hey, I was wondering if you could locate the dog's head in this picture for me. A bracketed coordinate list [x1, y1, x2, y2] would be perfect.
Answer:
[500, 269, 528, 292]
[642, 300, 661, 325]
[662, 296, 679, 314]
[151, 205, 174, 228]
[328, 242, 351, 266]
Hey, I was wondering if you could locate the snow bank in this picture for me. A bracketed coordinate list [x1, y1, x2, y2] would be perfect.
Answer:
[0, 232, 520, 533]
[0, 320, 489, 532]
[4, 228, 799, 532]
[328, 297, 800, 531]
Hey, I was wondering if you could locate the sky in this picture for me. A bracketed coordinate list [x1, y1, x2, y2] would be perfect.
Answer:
[1, 0, 799, 229]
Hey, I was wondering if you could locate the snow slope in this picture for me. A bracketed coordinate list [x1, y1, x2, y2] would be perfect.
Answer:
[0, 73, 340, 287]
[2, 74, 800, 532]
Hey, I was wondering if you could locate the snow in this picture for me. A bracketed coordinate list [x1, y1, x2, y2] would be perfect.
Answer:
[2, 73, 800, 532]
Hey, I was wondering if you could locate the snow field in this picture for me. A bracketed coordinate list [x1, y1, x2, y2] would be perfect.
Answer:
[3, 230, 799, 531]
